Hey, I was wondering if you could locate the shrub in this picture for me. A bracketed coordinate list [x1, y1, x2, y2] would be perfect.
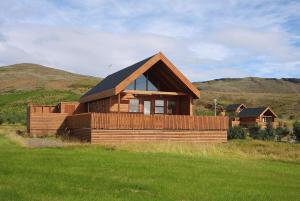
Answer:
[275, 125, 290, 141]
[248, 125, 261, 139]
[293, 121, 300, 141]
[249, 123, 275, 141]
[228, 126, 246, 140]
[0, 115, 4, 125]
[262, 121, 275, 141]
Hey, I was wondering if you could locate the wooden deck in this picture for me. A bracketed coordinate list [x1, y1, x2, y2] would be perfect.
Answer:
[27, 105, 229, 142]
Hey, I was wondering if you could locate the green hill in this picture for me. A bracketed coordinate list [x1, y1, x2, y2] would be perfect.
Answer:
[194, 77, 300, 93]
[0, 63, 299, 123]
[0, 63, 100, 93]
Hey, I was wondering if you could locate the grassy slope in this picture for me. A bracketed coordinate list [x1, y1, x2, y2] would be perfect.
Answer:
[0, 129, 300, 201]
[0, 63, 100, 93]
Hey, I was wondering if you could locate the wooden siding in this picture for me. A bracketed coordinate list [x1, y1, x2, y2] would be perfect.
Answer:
[69, 128, 91, 142]
[90, 130, 227, 143]
[28, 113, 68, 136]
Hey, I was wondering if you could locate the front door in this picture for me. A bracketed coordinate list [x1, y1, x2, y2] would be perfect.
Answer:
[143, 101, 151, 115]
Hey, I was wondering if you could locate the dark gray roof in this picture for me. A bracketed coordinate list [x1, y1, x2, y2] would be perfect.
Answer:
[226, 104, 243, 111]
[82, 54, 155, 98]
[238, 107, 267, 118]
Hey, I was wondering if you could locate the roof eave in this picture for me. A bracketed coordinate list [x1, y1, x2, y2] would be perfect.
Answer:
[79, 88, 116, 103]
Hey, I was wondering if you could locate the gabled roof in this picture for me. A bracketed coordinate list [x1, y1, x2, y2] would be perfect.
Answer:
[238, 107, 277, 118]
[226, 104, 245, 112]
[80, 52, 200, 103]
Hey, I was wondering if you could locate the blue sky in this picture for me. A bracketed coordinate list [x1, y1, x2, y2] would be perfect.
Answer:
[0, 0, 300, 81]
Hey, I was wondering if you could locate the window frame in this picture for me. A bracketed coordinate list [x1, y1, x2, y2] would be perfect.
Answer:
[155, 99, 165, 114]
[129, 98, 140, 113]
[167, 100, 176, 115]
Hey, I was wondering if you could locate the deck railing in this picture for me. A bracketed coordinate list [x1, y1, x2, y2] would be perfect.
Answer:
[66, 113, 229, 131]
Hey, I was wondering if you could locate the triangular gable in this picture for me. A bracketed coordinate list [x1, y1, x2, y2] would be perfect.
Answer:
[260, 107, 278, 118]
[80, 52, 200, 103]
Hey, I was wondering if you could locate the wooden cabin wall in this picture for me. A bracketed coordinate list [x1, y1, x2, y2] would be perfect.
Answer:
[179, 95, 192, 115]
[239, 117, 258, 127]
[108, 93, 193, 115]
[87, 98, 110, 113]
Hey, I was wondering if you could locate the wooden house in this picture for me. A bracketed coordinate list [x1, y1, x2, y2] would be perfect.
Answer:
[225, 104, 246, 117]
[27, 52, 229, 143]
[238, 107, 277, 128]
[80, 52, 199, 116]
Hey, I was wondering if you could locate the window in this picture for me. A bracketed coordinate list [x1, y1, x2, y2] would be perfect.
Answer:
[263, 117, 271, 123]
[126, 73, 158, 91]
[127, 81, 135, 90]
[167, 100, 176, 115]
[147, 79, 158, 91]
[135, 74, 147, 90]
[155, 100, 164, 114]
[129, 99, 139, 112]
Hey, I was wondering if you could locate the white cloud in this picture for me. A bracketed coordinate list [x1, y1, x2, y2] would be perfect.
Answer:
[0, 0, 300, 80]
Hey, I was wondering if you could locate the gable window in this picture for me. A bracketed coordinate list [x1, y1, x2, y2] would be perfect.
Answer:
[126, 73, 158, 91]
[129, 99, 139, 112]
[135, 74, 147, 90]
[155, 100, 164, 114]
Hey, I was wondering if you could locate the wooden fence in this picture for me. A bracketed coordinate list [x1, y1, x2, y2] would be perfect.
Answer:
[66, 113, 228, 131]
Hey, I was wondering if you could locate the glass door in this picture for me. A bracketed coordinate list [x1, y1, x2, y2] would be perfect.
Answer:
[143, 101, 151, 115]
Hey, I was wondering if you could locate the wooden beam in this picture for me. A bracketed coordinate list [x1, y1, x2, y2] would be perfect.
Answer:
[123, 90, 186, 96]
[118, 93, 120, 113]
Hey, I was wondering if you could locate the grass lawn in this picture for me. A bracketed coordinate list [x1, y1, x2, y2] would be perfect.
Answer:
[0, 127, 300, 201]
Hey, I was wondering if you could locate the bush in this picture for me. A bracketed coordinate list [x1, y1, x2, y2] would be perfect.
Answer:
[0, 115, 4, 125]
[248, 125, 261, 139]
[249, 122, 275, 141]
[228, 126, 246, 139]
[262, 121, 275, 141]
[275, 125, 290, 141]
[293, 121, 300, 141]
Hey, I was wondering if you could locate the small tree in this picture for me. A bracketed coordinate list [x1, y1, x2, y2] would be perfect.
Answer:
[293, 121, 300, 141]
[263, 121, 275, 141]
[248, 125, 261, 139]
[228, 126, 246, 140]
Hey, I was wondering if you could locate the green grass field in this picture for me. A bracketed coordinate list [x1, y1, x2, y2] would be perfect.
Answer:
[0, 126, 300, 201]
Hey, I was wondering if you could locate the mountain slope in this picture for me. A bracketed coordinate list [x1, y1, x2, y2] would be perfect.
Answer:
[0, 63, 100, 93]
[194, 77, 300, 93]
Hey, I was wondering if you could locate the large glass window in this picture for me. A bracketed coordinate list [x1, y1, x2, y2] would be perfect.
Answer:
[135, 74, 147, 90]
[148, 79, 158, 91]
[155, 100, 164, 114]
[127, 81, 135, 90]
[129, 99, 139, 112]
[167, 100, 176, 115]
[126, 73, 158, 91]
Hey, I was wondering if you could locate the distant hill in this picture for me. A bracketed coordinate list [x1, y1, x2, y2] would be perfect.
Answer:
[194, 77, 300, 93]
[194, 78, 300, 120]
[0, 63, 100, 93]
